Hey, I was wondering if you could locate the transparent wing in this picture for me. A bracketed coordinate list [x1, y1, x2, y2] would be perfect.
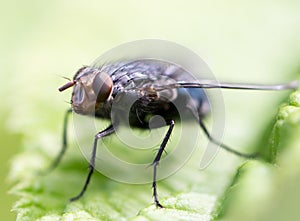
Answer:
[148, 79, 299, 92]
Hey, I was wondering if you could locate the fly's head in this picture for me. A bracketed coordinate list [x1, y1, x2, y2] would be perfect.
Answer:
[59, 67, 113, 115]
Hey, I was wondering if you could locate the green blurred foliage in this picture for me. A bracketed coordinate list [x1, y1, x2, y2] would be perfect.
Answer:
[217, 90, 300, 221]
[1, 0, 300, 220]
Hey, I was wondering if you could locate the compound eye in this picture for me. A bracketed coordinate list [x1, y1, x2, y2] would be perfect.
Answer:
[92, 72, 113, 102]
[73, 85, 85, 104]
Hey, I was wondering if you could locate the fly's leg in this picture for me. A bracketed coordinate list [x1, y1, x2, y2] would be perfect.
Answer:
[152, 120, 175, 208]
[198, 118, 258, 158]
[44, 109, 72, 173]
[70, 125, 115, 201]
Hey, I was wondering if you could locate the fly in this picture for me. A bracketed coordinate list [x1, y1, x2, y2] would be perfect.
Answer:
[51, 58, 298, 208]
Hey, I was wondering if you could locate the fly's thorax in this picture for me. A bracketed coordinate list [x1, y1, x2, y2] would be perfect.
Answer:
[132, 77, 179, 103]
[71, 67, 113, 115]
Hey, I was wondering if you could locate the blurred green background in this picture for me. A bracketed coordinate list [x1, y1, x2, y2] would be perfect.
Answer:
[1, 0, 300, 220]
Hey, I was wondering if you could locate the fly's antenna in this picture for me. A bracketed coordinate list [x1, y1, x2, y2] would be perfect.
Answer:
[58, 80, 76, 92]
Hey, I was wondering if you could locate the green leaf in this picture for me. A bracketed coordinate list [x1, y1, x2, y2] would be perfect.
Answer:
[217, 89, 300, 221]
[8, 146, 232, 220]
[9, 88, 300, 220]
[9, 121, 244, 220]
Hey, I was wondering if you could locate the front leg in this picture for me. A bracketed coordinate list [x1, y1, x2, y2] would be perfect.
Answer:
[70, 124, 115, 201]
[152, 120, 175, 208]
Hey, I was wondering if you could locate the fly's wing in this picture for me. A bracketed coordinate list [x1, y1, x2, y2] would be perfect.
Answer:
[91, 58, 298, 93]
[151, 79, 299, 91]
